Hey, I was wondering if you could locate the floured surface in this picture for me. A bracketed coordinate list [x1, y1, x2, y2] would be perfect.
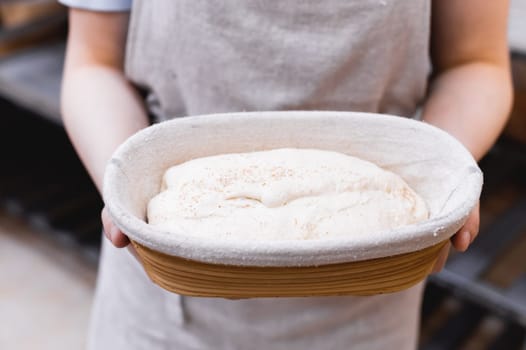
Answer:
[147, 148, 428, 241]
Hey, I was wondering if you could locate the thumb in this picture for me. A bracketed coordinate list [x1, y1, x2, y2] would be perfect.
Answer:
[101, 207, 130, 248]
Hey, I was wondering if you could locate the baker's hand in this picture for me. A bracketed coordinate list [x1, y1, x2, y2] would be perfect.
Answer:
[451, 201, 480, 252]
[101, 206, 131, 248]
[101, 207, 143, 262]
[432, 201, 480, 273]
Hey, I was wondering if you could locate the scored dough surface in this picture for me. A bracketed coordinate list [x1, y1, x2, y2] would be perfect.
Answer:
[147, 148, 428, 241]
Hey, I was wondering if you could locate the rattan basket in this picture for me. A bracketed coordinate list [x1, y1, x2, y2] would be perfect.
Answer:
[133, 240, 448, 298]
[104, 111, 482, 298]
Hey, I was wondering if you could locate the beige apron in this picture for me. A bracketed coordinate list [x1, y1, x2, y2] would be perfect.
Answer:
[89, 1, 431, 349]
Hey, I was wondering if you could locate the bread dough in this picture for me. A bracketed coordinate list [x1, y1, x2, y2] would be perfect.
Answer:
[147, 148, 428, 240]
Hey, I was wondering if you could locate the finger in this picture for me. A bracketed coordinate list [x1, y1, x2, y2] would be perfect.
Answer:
[452, 203, 480, 252]
[431, 242, 451, 274]
[451, 230, 471, 252]
[101, 207, 130, 248]
[101, 208, 112, 241]
[466, 203, 480, 243]
[111, 229, 131, 248]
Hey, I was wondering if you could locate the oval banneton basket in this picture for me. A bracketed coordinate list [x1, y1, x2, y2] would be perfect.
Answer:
[103, 111, 482, 298]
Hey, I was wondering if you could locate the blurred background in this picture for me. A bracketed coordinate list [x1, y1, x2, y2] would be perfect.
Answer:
[0, 1, 525, 349]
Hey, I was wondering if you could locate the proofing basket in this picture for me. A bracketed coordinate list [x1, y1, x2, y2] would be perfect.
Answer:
[103, 111, 482, 298]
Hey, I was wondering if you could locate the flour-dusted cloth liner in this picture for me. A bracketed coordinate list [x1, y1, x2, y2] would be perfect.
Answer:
[104, 111, 482, 269]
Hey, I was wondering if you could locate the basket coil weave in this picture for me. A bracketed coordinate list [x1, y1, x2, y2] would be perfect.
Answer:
[133, 239, 448, 298]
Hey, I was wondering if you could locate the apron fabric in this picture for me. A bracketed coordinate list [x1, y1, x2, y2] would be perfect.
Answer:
[89, 1, 432, 349]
